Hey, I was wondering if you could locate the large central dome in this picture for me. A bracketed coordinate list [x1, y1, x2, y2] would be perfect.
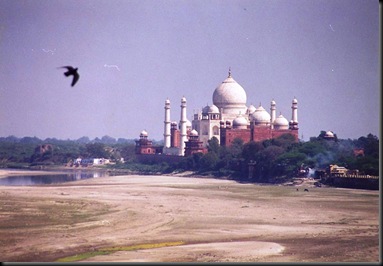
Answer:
[212, 70, 247, 116]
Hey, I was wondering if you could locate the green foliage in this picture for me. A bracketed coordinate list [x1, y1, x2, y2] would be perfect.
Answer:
[85, 143, 108, 158]
[0, 142, 36, 164]
[0, 136, 139, 167]
[122, 162, 171, 174]
[356, 134, 379, 157]
[0, 132, 379, 183]
[297, 141, 326, 157]
[354, 155, 379, 176]
[198, 152, 219, 172]
[228, 138, 244, 158]
[207, 136, 220, 155]
[259, 146, 286, 178]
[270, 133, 297, 149]
[275, 151, 307, 177]
[242, 141, 264, 161]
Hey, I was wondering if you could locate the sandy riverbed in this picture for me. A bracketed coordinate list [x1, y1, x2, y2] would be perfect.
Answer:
[0, 169, 380, 262]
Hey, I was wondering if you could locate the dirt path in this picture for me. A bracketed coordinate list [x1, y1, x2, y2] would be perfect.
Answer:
[0, 173, 380, 262]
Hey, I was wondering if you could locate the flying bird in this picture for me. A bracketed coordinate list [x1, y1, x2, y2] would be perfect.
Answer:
[58, 66, 80, 87]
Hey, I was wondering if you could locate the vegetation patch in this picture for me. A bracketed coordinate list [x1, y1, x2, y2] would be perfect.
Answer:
[55, 241, 185, 262]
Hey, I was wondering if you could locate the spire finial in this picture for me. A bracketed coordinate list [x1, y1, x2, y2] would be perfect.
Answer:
[228, 67, 232, 78]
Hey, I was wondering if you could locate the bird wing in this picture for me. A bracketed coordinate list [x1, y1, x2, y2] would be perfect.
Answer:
[71, 72, 80, 87]
[58, 66, 74, 71]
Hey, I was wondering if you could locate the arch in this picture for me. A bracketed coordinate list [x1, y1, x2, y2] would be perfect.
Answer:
[212, 126, 219, 135]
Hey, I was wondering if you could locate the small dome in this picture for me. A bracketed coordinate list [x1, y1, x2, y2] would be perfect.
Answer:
[271, 99, 276, 106]
[202, 105, 210, 113]
[251, 105, 271, 125]
[140, 130, 148, 137]
[202, 104, 219, 114]
[273, 114, 289, 129]
[233, 115, 248, 128]
[325, 131, 334, 138]
[165, 99, 170, 104]
[190, 129, 199, 136]
[186, 119, 192, 128]
[292, 98, 298, 104]
[247, 104, 256, 114]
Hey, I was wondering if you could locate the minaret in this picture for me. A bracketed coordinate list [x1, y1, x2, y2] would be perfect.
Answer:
[163, 98, 171, 148]
[290, 97, 298, 130]
[179, 96, 187, 156]
[270, 99, 276, 129]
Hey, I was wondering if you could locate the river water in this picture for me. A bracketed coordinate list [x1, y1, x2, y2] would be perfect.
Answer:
[0, 170, 114, 186]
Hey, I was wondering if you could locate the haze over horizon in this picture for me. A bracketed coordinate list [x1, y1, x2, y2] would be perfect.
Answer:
[0, 0, 379, 142]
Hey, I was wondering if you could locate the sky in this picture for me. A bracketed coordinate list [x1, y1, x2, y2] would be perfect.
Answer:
[0, 0, 380, 142]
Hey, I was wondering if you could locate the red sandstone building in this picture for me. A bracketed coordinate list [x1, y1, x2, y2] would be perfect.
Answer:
[135, 130, 162, 155]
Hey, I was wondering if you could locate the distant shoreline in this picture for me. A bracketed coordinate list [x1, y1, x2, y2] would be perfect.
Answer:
[0, 167, 321, 189]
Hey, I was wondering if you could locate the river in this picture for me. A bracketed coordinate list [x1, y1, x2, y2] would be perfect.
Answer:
[0, 169, 117, 186]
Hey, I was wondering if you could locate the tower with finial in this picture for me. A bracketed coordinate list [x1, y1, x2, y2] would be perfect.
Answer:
[289, 97, 299, 130]
[163, 98, 171, 148]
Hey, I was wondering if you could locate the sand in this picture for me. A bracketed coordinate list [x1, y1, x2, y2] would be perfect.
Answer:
[0, 169, 380, 262]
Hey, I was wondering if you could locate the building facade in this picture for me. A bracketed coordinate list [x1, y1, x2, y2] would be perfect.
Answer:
[137, 69, 299, 156]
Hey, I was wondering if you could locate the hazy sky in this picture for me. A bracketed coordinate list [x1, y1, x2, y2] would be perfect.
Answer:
[0, 0, 379, 141]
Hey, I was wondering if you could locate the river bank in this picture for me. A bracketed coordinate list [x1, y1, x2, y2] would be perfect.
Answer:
[0, 171, 379, 262]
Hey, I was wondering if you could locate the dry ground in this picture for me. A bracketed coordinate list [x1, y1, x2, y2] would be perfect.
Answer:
[0, 169, 380, 262]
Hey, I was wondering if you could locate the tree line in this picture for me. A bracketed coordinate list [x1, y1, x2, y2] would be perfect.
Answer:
[0, 132, 379, 183]
[171, 132, 379, 182]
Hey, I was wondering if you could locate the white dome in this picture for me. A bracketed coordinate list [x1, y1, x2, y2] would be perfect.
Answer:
[140, 130, 148, 137]
[186, 119, 192, 128]
[273, 114, 289, 129]
[251, 105, 271, 125]
[233, 115, 248, 128]
[212, 71, 247, 115]
[292, 98, 298, 104]
[247, 104, 256, 114]
[325, 131, 334, 138]
[202, 104, 219, 114]
[190, 129, 199, 136]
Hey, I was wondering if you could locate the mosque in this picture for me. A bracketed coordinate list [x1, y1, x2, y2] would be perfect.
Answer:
[135, 69, 299, 157]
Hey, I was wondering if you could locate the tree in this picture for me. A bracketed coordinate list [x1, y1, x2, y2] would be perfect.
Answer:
[101, 135, 117, 144]
[254, 145, 285, 180]
[297, 141, 326, 157]
[271, 134, 297, 150]
[242, 141, 264, 162]
[119, 144, 137, 162]
[356, 134, 379, 157]
[207, 137, 220, 155]
[228, 138, 244, 158]
[275, 151, 307, 178]
[354, 155, 379, 176]
[84, 143, 109, 158]
[199, 152, 219, 172]
[76, 136, 91, 144]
